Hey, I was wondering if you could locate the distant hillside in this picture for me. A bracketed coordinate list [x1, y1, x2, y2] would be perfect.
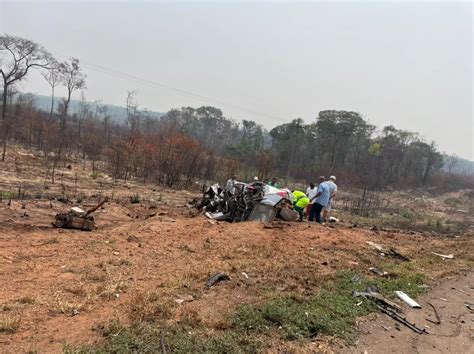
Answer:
[442, 154, 474, 176]
[20, 93, 165, 122]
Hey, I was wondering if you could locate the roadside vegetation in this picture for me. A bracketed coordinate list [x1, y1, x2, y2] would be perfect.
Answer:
[65, 268, 427, 353]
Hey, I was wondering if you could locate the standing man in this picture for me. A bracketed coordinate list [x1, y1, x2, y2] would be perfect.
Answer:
[308, 180, 331, 223]
[226, 175, 237, 195]
[306, 176, 324, 219]
[323, 175, 338, 222]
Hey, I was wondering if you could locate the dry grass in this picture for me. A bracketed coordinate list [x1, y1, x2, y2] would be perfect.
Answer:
[0, 315, 21, 333]
[49, 294, 91, 317]
[15, 296, 35, 305]
[129, 290, 173, 324]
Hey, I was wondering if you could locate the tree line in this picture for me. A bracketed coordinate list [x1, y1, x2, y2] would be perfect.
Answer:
[1, 35, 470, 191]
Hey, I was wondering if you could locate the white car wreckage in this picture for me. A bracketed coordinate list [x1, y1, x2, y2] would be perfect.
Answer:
[194, 181, 299, 222]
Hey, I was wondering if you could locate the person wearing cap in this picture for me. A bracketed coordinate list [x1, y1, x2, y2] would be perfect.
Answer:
[323, 175, 338, 222]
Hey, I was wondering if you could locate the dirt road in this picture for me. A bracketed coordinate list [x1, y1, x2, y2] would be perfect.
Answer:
[344, 271, 473, 354]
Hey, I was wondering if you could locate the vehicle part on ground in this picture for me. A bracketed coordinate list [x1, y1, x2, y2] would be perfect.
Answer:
[431, 252, 454, 259]
[426, 302, 441, 324]
[376, 304, 428, 335]
[247, 203, 277, 222]
[206, 272, 230, 287]
[352, 288, 402, 312]
[194, 182, 293, 222]
[395, 291, 421, 308]
[387, 248, 410, 262]
[52, 197, 108, 231]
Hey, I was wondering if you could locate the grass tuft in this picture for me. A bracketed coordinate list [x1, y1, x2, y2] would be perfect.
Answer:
[233, 270, 426, 342]
[0, 315, 20, 333]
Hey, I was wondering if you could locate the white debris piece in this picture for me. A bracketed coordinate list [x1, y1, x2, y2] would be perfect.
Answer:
[431, 252, 454, 259]
[70, 206, 85, 215]
[366, 241, 384, 251]
[395, 291, 421, 308]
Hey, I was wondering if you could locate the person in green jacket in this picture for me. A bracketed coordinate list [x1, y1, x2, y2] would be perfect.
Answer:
[292, 190, 310, 221]
[267, 177, 280, 188]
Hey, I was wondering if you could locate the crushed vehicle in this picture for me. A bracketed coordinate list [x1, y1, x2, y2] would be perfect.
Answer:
[194, 181, 298, 222]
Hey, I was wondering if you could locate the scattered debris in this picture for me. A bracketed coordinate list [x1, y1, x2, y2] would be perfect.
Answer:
[263, 222, 288, 229]
[366, 242, 410, 261]
[377, 305, 427, 334]
[127, 235, 141, 243]
[426, 302, 441, 324]
[145, 211, 157, 219]
[70, 206, 85, 215]
[351, 275, 361, 284]
[241, 272, 249, 279]
[278, 207, 299, 221]
[248, 203, 277, 222]
[160, 325, 167, 354]
[205, 272, 230, 287]
[366, 241, 384, 251]
[369, 267, 388, 277]
[352, 288, 401, 312]
[328, 216, 339, 223]
[194, 182, 293, 222]
[464, 302, 474, 312]
[387, 248, 410, 262]
[452, 287, 466, 294]
[439, 298, 448, 302]
[52, 197, 108, 231]
[431, 252, 454, 259]
[175, 295, 194, 304]
[353, 285, 426, 334]
[395, 291, 421, 308]
[382, 325, 391, 331]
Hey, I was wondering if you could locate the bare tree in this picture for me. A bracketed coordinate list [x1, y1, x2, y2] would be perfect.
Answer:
[445, 154, 459, 175]
[50, 58, 86, 183]
[0, 34, 53, 160]
[58, 58, 86, 131]
[41, 60, 62, 119]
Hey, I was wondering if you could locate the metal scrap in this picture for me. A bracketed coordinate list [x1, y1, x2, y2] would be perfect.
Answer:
[194, 182, 293, 223]
[352, 288, 402, 312]
[206, 272, 230, 287]
[387, 248, 410, 262]
[369, 267, 388, 277]
[426, 302, 441, 324]
[52, 197, 108, 231]
[376, 304, 427, 334]
[395, 291, 421, 308]
[431, 252, 454, 259]
[464, 302, 474, 312]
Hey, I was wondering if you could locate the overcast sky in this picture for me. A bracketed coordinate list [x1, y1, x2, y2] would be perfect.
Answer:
[1, 0, 472, 159]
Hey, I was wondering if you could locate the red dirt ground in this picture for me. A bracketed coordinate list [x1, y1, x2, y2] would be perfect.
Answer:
[0, 146, 473, 352]
[1, 197, 472, 352]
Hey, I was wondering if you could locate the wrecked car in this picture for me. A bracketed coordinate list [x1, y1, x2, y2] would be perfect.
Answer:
[195, 181, 297, 222]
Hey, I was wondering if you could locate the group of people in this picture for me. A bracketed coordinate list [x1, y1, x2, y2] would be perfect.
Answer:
[292, 175, 338, 223]
[225, 174, 338, 224]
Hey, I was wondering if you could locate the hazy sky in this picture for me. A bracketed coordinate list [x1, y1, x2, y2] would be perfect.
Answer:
[1, 0, 472, 159]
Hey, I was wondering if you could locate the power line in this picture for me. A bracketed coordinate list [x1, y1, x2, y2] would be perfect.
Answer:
[56, 55, 290, 123]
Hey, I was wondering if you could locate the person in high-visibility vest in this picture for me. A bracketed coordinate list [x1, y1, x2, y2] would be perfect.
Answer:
[292, 190, 310, 221]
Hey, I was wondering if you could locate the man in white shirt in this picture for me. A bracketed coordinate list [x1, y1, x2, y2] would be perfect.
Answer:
[306, 176, 325, 221]
[323, 175, 338, 222]
[225, 175, 237, 195]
